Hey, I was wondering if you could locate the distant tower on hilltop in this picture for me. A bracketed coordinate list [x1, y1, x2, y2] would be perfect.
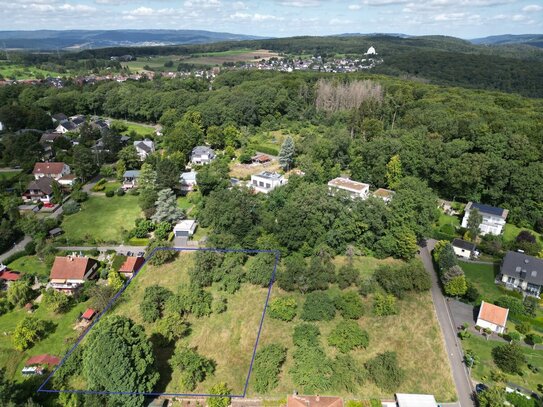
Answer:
[365, 46, 377, 56]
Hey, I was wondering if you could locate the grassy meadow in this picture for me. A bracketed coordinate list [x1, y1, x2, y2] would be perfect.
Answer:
[61, 195, 141, 244]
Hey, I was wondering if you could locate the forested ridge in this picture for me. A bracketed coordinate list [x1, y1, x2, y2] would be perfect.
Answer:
[5, 34, 543, 97]
[1, 70, 542, 230]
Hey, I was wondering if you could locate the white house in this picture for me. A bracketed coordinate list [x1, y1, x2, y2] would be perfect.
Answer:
[395, 394, 437, 407]
[328, 177, 370, 200]
[173, 220, 197, 237]
[452, 238, 476, 260]
[55, 121, 78, 134]
[476, 301, 508, 334]
[32, 162, 70, 180]
[0, 121, 4, 132]
[461, 202, 508, 236]
[180, 171, 197, 192]
[250, 172, 287, 194]
[190, 146, 216, 165]
[499, 251, 543, 297]
[134, 140, 155, 161]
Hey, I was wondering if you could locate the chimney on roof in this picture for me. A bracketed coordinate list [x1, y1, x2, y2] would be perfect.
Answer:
[525, 259, 530, 264]
[316, 395, 320, 402]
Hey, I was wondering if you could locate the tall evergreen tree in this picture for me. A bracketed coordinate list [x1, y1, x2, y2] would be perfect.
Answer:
[279, 136, 295, 171]
[138, 163, 157, 191]
[151, 188, 184, 224]
[467, 208, 482, 242]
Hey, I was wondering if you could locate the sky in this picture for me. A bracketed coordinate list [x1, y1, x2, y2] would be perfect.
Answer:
[0, 0, 542, 38]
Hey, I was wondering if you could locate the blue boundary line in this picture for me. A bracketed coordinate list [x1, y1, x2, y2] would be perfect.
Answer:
[37, 247, 281, 399]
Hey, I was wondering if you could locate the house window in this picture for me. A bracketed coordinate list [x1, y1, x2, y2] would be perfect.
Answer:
[253, 180, 257, 186]
[507, 276, 515, 284]
[265, 183, 271, 189]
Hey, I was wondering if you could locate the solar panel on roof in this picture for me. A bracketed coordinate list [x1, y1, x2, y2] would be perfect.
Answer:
[472, 202, 504, 217]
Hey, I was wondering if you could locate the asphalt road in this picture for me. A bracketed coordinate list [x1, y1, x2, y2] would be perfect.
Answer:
[420, 240, 475, 407]
[0, 235, 32, 263]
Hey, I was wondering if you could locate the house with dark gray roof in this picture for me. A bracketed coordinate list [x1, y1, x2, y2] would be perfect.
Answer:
[190, 146, 216, 165]
[452, 238, 476, 259]
[134, 139, 155, 160]
[22, 177, 56, 203]
[499, 251, 543, 297]
[461, 202, 508, 236]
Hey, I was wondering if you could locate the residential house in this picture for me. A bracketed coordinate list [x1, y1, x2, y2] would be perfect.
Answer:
[134, 139, 155, 161]
[57, 174, 77, 187]
[70, 115, 86, 127]
[32, 162, 70, 180]
[90, 119, 109, 133]
[118, 256, 145, 279]
[452, 238, 476, 260]
[0, 264, 22, 289]
[499, 251, 543, 297]
[48, 255, 99, 294]
[0, 121, 3, 132]
[22, 177, 56, 203]
[190, 146, 216, 165]
[250, 172, 287, 194]
[22, 354, 60, 376]
[180, 171, 197, 192]
[328, 177, 370, 199]
[123, 170, 140, 190]
[476, 301, 509, 334]
[252, 154, 271, 164]
[174, 220, 197, 238]
[51, 113, 68, 123]
[286, 395, 343, 407]
[395, 394, 437, 407]
[461, 202, 508, 236]
[55, 120, 78, 134]
[373, 188, 395, 203]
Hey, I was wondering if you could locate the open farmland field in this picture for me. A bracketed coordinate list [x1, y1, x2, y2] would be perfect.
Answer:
[184, 49, 281, 65]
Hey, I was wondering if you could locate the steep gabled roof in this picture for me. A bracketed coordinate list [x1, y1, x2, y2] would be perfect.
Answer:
[26, 177, 55, 195]
[477, 301, 509, 327]
[50, 256, 97, 281]
[452, 238, 476, 252]
[502, 251, 543, 285]
[33, 162, 66, 175]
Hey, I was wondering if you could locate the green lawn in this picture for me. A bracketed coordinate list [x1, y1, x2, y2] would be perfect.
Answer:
[0, 63, 65, 80]
[103, 181, 121, 194]
[177, 196, 193, 212]
[111, 119, 155, 137]
[504, 224, 542, 243]
[0, 299, 90, 382]
[462, 335, 543, 392]
[438, 212, 461, 228]
[61, 195, 142, 244]
[0, 171, 22, 181]
[459, 261, 502, 303]
[8, 255, 50, 281]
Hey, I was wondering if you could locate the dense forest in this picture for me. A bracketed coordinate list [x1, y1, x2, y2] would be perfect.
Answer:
[1, 70, 542, 230]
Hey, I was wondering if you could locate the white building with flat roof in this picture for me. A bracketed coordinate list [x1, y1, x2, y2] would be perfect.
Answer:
[250, 172, 287, 194]
[395, 393, 437, 407]
[328, 177, 370, 199]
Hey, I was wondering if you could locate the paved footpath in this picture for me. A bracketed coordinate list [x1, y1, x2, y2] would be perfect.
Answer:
[420, 240, 475, 407]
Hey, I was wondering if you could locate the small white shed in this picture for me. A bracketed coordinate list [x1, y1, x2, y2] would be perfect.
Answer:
[173, 220, 197, 237]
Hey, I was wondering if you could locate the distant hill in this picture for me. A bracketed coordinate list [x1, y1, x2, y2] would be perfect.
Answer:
[0, 29, 266, 50]
[470, 34, 543, 48]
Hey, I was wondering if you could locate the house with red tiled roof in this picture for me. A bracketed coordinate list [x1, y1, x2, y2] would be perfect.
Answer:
[476, 301, 509, 334]
[0, 265, 23, 289]
[32, 162, 70, 180]
[287, 395, 343, 407]
[48, 255, 98, 295]
[118, 256, 145, 279]
[22, 354, 60, 375]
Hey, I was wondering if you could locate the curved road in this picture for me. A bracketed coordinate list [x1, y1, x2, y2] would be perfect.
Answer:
[420, 240, 475, 407]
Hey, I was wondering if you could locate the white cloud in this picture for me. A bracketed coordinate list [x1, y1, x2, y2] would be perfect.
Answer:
[58, 3, 96, 12]
[329, 17, 353, 24]
[230, 11, 284, 21]
[362, 0, 408, 6]
[129, 6, 155, 15]
[276, 0, 320, 7]
[348, 4, 362, 10]
[232, 1, 247, 10]
[511, 13, 527, 21]
[184, 0, 221, 8]
[522, 4, 542, 12]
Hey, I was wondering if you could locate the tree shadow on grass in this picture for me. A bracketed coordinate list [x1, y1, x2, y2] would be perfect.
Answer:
[149, 333, 175, 393]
